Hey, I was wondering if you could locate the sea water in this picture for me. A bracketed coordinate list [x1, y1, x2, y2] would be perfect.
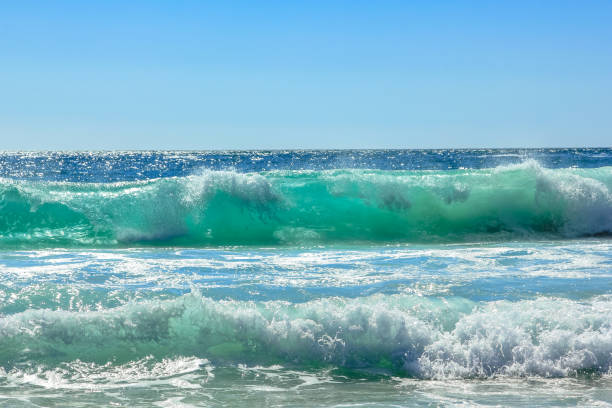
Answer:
[0, 149, 611, 407]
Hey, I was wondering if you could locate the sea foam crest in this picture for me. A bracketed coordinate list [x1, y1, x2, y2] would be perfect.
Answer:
[1, 293, 611, 378]
[532, 163, 612, 236]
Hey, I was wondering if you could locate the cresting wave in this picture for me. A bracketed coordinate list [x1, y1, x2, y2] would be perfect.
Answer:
[1, 161, 611, 248]
[1, 292, 611, 379]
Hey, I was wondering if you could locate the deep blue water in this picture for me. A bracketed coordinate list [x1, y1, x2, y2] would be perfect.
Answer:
[2, 148, 612, 182]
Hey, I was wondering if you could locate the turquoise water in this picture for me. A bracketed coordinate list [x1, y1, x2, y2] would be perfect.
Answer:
[1, 161, 611, 248]
[0, 150, 611, 406]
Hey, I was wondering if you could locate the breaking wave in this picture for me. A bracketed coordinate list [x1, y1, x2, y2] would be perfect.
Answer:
[1, 161, 611, 248]
[1, 292, 611, 379]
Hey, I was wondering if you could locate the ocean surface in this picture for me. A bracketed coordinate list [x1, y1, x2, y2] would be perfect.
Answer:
[0, 149, 611, 407]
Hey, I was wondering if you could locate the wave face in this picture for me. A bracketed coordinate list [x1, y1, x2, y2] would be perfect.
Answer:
[1, 161, 611, 248]
[1, 292, 611, 379]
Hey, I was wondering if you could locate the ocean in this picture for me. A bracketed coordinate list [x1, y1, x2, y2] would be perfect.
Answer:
[0, 149, 611, 407]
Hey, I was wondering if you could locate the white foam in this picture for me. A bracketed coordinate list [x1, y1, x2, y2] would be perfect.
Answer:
[1, 292, 611, 378]
[2, 355, 211, 390]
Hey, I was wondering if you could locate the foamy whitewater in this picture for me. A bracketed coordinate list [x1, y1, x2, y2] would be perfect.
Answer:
[0, 149, 611, 406]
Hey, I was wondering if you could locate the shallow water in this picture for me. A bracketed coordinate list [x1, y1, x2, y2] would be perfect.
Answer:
[0, 150, 611, 406]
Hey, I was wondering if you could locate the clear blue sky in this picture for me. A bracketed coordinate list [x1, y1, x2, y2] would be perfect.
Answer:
[1, 1, 611, 149]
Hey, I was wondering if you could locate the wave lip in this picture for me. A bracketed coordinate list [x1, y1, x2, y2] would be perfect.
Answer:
[0, 162, 611, 248]
[1, 293, 611, 379]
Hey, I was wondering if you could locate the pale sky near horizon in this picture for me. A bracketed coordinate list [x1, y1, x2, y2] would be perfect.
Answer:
[1, 1, 611, 150]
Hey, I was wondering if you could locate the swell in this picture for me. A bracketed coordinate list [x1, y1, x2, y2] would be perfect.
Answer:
[1, 292, 611, 379]
[1, 161, 611, 248]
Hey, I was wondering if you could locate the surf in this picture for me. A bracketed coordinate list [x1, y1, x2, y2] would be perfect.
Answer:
[1, 161, 611, 248]
[1, 291, 611, 378]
